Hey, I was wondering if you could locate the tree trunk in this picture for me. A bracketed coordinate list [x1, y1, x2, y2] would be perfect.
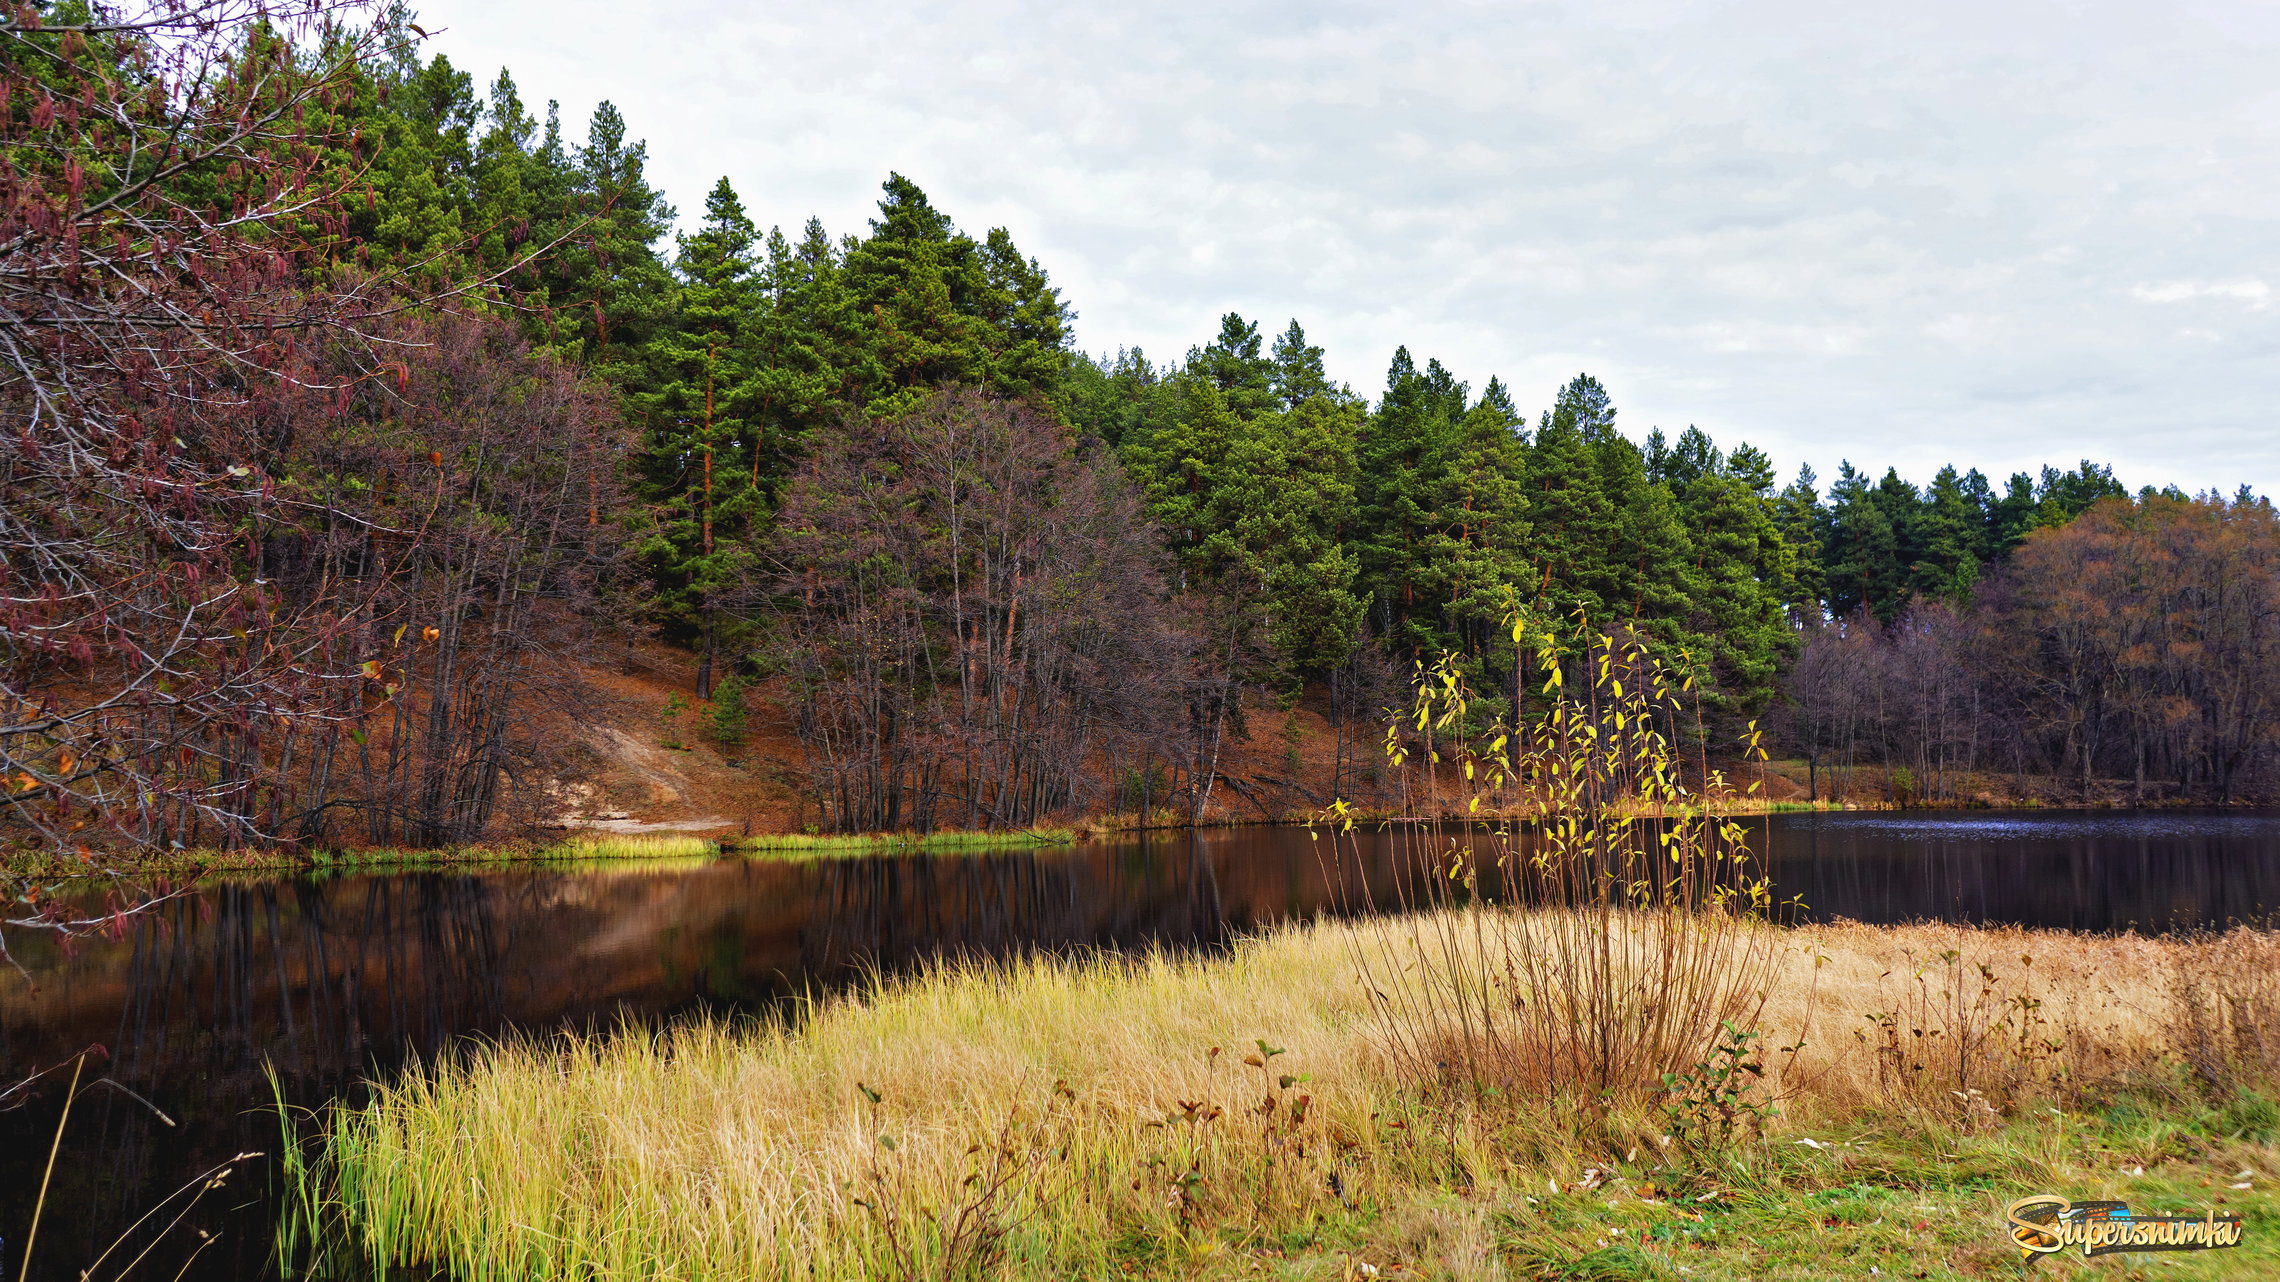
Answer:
[697, 604, 715, 700]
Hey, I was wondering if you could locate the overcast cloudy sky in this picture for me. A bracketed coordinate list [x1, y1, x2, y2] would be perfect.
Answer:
[420, 0, 2278, 496]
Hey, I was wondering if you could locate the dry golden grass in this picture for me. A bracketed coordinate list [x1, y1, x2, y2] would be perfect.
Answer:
[312, 914, 2280, 1280]
[323, 922, 1391, 1279]
[1760, 920, 2280, 1122]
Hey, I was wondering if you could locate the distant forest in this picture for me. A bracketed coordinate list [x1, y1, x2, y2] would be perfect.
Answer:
[5, 6, 2276, 861]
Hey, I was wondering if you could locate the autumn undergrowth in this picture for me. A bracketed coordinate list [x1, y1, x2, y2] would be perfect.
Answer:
[1085, 806, 1190, 833]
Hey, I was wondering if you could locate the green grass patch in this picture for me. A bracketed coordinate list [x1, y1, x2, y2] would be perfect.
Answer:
[735, 825, 1076, 858]
[306, 833, 721, 874]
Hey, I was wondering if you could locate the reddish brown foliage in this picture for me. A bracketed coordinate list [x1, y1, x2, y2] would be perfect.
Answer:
[0, 5, 630, 946]
[1785, 494, 2280, 803]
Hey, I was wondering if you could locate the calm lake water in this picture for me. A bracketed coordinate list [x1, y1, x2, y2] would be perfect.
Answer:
[6, 808, 2280, 1278]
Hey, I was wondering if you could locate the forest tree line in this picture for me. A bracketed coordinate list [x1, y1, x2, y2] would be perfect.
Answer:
[5, 4, 2275, 873]
[322, 33, 2280, 818]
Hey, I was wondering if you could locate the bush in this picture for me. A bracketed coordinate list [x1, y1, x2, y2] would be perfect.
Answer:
[1322, 620, 1781, 1119]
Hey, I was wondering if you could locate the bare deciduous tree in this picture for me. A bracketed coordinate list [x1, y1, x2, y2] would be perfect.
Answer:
[1782, 494, 2280, 804]
[770, 389, 1183, 832]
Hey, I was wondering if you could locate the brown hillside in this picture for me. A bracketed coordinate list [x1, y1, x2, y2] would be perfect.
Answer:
[548, 637, 1858, 838]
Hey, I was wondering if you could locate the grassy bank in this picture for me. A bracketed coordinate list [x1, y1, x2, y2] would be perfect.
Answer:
[303, 833, 723, 873]
[732, 825, 1077, 857]
[0, 832, 724, 881]
[298, 916, 2280, 1280]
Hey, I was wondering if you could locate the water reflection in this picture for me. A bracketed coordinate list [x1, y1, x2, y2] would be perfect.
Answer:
[1768, 809, 2280, 932]
[5, 809, 2280, 1278]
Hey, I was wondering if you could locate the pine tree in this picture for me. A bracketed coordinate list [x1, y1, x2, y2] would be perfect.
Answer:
[1068, 347, 1173, 450]
[2033, 461, 2130, 526]
[745, 218, 850, 480]
[1353, 348, 1466, 655]
[1427, 379, 1534, 697]
[1524, 374, 1628, 627]
[1209, 395, 1367, 675]
[558, 101, 676, 375]
[977, 226, 1073, 401]
[635, 177, 763, 696]
[1677, 444, 1794, 717]
[1987, 471, 2042, 557]
[1824, 462, 1903, 622]
[1912, 464, 1982, 605]
[1191, 313, 1276, 420]
[1126, 375, 1242, 574]
[1774, 464, 1829, 621]
[1523, 376, 1708, 684]
[1594, 427, 1699, 650]
[837, 174, 1071, 418]
[467, 69, 569, 288]
[1269, 319, 1336, 410]
[359, 52, 480, 269]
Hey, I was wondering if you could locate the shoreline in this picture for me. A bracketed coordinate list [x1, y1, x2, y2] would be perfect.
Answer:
[8, 799, 2275, 884]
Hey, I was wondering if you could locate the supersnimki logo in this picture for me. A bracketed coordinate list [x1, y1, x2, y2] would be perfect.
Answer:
[2006, 1194, 2245, 1260]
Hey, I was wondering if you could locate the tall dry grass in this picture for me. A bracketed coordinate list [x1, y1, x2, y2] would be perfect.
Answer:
[1768, 918, 2280, 1124]
[310, 925, 1395, 1280]
[305, 915, 2280, 1279]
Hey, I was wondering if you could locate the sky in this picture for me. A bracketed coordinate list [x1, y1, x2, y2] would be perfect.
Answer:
[419, 0, 2280, 497]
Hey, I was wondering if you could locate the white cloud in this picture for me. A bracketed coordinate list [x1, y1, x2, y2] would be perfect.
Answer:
[419, 0, 2280, 495]
[2133, 280, 2272, 308]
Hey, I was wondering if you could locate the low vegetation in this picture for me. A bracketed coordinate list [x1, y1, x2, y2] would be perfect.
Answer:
[0, 833, 723, 882]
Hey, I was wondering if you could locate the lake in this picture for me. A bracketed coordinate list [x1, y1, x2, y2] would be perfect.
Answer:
[6, 808, 2280, 1278]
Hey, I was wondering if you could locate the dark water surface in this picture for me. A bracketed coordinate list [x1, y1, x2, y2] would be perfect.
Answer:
[5, 808, 2279, 1278]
